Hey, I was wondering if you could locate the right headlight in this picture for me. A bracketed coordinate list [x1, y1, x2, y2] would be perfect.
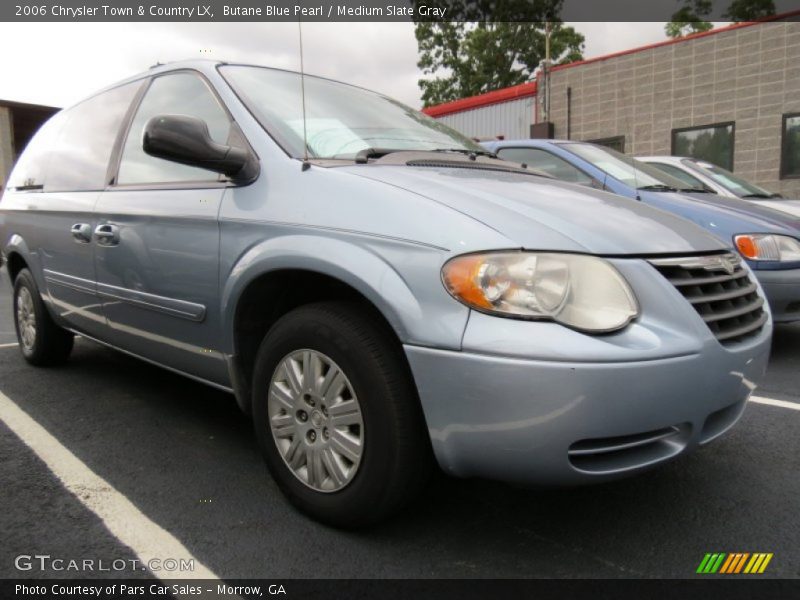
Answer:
[734, 234, 800, 262]
[441, 251, 639, 333]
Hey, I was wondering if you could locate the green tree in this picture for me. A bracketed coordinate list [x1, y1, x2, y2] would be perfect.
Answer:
[665, 0, 777, 39]
[724, 0, 775, 20]
[665, 0, 714, 38]
[414, 1, 584, 107]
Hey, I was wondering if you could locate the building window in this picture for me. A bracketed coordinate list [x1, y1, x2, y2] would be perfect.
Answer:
[781, 113, 800, 179]
[588, 136, 625, 153]
[671, 122, 734, 171]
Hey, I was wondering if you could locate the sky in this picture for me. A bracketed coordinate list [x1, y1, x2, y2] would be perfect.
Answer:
[0, 21, 701, 110]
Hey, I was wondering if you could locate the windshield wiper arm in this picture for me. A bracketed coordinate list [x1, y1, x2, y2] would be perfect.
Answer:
[742, 193, 772, 199]
[637, 184, 678, 192]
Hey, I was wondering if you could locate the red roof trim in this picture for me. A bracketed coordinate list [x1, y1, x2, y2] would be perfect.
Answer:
[422, 9, 800, 118]
[422, 80, 537, 117]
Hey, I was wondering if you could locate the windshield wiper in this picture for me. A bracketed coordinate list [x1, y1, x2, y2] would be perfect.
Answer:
[680, 187, 714, 194]
[637, 184, 678, 192]
[742, 193, 773, 199]
[353, 148, 408, 164]
[353, 147, 498, 164]
[432, 148, 497, 159]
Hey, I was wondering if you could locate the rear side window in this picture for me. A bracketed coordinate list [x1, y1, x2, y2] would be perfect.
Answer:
[46, 82, 141, 192]
[497, 147, 593, 184]
[116, 72, 231, 185]
[6, 111, 67, 191]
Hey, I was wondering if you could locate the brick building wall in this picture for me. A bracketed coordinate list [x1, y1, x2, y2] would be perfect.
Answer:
[545, 21, 800, 197]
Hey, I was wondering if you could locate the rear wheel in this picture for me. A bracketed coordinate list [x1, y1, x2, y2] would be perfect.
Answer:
[13, 269, 74, 366]
[252, 301, 431, 527]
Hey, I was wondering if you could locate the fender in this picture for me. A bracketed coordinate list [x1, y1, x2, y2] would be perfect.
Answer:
[220, 234, 426, 353]
[2, 234, 39, 284]
[3, 233, 73, 325]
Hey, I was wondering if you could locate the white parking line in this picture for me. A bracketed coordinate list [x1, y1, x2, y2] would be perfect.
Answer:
[0, 342, 19, 348]
[750, 395, 800, 411]
[0, 389, 220, 580]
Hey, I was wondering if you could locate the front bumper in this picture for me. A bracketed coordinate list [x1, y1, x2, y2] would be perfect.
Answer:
[405, 257, 772, 486]
[754, 268, 800, 323]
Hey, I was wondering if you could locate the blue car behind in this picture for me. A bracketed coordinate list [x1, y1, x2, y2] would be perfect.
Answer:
[483, 139, 800, 323]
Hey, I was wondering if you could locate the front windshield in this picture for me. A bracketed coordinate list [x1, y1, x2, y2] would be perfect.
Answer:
[561, 142, 693, 191]
[685, 159, 777, 198]
[219, 65, 483, 159]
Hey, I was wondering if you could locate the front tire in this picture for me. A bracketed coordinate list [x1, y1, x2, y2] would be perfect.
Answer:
[252, 301, 431, 527]
[13, 269, 74, 366]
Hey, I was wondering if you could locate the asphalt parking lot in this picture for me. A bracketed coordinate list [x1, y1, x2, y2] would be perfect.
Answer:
[0, 265, 798, 580]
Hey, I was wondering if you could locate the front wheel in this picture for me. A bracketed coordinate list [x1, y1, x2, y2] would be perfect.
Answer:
[251, 301, 431, 527]
[13, 268, 74, 366]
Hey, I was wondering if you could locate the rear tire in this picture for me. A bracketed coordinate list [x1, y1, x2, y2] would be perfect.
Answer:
[13, 268, 74, 366]
[252, 301, 431, 528]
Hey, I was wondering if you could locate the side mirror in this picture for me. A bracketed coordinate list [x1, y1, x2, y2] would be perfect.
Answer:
[142, 114, 257, 182]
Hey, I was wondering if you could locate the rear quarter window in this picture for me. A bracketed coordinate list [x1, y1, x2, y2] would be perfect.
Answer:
[46, 81, 141, 192]
[5, 111, 67, 191]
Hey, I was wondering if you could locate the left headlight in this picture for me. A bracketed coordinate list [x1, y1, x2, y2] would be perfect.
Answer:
[441, 251, 639, 333]
[734, 234, 800, 262]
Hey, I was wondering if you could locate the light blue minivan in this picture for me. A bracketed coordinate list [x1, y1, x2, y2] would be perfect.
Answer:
[1, 61, 771, 526]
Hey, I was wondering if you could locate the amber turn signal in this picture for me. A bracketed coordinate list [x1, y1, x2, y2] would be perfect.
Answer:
[735, 235, 759, 260]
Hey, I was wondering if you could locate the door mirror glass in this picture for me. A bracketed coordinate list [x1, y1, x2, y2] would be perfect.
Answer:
[143, 114, 254, 181]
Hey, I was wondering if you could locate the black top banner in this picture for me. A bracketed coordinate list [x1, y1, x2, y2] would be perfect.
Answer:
[3, 0, 800, 22]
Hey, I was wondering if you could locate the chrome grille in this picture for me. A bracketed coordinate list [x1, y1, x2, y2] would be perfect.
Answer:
[649, 253, 767, 344]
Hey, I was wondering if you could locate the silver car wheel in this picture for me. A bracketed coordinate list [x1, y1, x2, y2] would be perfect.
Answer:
[268, 349, 364, 493]
[16, 287, 37, 352]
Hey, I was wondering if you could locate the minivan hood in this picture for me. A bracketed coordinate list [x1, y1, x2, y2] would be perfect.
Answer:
[343, 165, 728, 255]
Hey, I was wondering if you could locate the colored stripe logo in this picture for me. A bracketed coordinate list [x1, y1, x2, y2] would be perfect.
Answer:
[697, 553, 773, 574]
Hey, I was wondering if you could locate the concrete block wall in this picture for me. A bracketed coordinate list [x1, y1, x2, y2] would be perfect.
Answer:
[546, 21, 800, 198]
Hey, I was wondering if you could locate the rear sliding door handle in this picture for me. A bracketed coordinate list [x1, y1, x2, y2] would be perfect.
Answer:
[94, 223, 120, 246]
[71, 223, 92, 243]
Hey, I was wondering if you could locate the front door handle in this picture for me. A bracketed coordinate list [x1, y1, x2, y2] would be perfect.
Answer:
[71, 223, 92, 243]
[94, 223, 120, 246]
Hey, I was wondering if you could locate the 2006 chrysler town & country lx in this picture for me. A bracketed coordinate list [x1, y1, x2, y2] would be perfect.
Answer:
[0, 61, 772, 526]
